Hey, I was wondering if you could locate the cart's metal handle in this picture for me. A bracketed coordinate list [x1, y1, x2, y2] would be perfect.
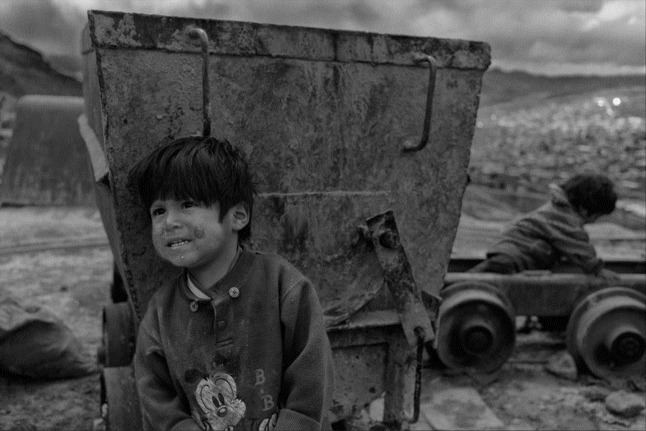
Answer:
[187, 27, 212, 137]
[402, 53, 438, 153]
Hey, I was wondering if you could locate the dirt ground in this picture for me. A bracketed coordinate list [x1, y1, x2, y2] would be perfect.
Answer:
[0, 207, 111, 431]
[0, 206, 644, 431]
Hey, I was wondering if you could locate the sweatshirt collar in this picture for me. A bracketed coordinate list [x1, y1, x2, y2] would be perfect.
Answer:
[187, 276, 210, 300]
[179, 249, 254, 302]
[549, 183, 570, 207]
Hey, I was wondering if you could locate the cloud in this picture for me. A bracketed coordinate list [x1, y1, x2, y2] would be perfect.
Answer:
[0, 0, 643, 75]
[406, 0, 644, 72]
[0, 0, 86, 55]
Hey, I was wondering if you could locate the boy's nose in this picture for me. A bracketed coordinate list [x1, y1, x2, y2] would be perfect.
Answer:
[163, 209, 182, 229]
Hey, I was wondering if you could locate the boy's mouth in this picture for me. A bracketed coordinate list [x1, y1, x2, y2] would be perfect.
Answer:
[167, 239, 191, 248]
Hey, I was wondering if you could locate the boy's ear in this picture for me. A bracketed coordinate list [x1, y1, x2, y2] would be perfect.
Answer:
[230, 203, 250, 232]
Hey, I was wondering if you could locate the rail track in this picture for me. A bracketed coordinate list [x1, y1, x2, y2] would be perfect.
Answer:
[0, 236, 109, 256]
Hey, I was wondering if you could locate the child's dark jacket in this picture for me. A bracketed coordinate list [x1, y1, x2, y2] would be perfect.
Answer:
[486, 184, 604, 273]
[134, 250, 334, 431]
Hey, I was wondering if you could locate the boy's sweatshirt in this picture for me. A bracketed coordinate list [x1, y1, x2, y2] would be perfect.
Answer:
[134, 250, 334, 431]
[487, 184, 604, 273]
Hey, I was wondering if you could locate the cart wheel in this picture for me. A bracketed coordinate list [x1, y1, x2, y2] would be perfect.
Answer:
[100, 302, 136, 367]
[436, 282, 515, 373]
[101, 366, 142, 431]
[566, 287, 645, 380]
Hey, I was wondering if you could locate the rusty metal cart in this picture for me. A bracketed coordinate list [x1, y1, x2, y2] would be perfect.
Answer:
[0, 95, 95, 206]
[79, 10, 490, 430]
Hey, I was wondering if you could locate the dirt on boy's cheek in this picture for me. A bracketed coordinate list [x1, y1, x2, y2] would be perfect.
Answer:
[192, 227, 205, 239]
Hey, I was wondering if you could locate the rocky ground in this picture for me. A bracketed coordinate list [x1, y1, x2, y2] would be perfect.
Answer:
[469, 86, 646, 200]
[0, 204, 644, 431]
[0, 208, 110, 431]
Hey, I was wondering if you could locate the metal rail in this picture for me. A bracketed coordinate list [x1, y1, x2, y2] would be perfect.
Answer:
[0, 237, 110, 256]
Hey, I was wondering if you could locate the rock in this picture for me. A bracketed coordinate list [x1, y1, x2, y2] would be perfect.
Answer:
[605, 390, 646, 418]
[580, 386, 611, 402]
[420, 386, 506, 430]
[544, 351, 578, 381]
[628, 417, 646, 431]
[368, 397, 384, 422]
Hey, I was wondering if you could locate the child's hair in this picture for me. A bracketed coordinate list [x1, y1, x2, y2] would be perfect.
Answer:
[127, 136, 255, 241]
[560, 173, 617, 216]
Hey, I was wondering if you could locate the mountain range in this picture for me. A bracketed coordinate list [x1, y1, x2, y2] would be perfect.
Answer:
[1, 28, 643, 107]
[0, 31, 81, 99]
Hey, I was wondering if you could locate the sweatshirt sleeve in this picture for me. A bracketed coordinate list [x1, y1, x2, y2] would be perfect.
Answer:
[276, 278, 335, 430]
[133, 303, 201, 431]
[546, 218, 604, 274]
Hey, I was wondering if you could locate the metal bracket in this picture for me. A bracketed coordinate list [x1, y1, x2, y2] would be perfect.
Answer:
[187, 26, 212, 137]
[401, 53, 438, 153]
[365, 210, 435, 345]
[366, 210, 438, 424]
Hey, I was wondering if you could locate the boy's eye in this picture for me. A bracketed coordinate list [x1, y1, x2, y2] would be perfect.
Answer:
[182, 200, 198, 209]
[150, 207, 165, 217]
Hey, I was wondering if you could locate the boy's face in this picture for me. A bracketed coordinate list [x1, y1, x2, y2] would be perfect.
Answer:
[149, 198, 247, 277]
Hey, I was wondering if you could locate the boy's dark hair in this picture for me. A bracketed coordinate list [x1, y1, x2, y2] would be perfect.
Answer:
[127, 136, 255, 241]
[560, 173, 617, 216]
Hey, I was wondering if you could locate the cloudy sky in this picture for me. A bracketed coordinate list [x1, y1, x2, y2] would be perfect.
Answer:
[0, 0, 644, 76]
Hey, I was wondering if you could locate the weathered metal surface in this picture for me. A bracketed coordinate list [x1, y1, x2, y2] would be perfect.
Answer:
[329, 344, 388, 421]
[87, 11, 490, 69]
[0, 95, 95, 206]
[101, 366, 142, 431]
[101, 302, 136, 367]
[82, 10, 489, 320]
[327, 310, 415, 427]
[566, 287, 646, 379]
[366, 210, 434, 345]
[254, 193, 389, 326]
[444, 272, 646, 316]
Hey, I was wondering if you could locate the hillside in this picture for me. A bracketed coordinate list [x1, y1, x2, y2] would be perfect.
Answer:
[479, 68, 646, 108]
[0, 31, 81, 98]
[470, 82, 646, 199]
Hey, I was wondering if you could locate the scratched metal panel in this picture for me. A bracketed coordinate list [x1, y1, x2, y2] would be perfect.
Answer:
[82, 10, 490, 318]
[329, 344, 387, 421]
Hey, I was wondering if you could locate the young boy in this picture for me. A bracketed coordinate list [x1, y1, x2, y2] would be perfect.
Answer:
[128, 136, 334, 431]
[468, 173, 620, 330]
[469, 173, 620, 278]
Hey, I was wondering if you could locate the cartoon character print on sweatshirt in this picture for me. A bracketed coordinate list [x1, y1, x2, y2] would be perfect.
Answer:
[193, 372, 246, 430]
[259, 413, 277, 430]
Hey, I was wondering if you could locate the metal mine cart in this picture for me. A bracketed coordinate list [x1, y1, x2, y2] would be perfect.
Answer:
[0, 95, 95, 207]
[80, 10, 490, 430]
